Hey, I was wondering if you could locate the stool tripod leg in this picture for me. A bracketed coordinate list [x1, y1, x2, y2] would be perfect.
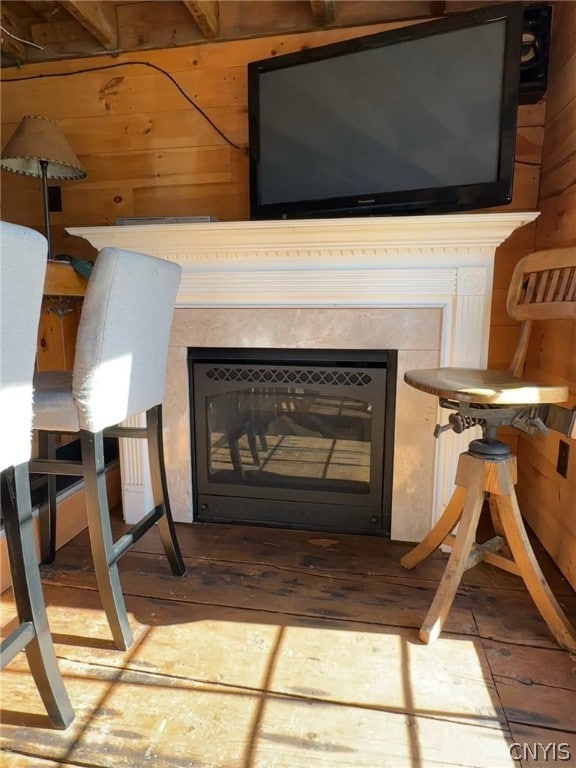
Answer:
[494, 462, 576, 653]
[487, 495, 512, 560]
[401, 486, 467, 569]
[419, 465, 485, 644]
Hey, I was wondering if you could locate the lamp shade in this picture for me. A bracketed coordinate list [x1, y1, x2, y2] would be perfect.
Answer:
[0, 115, 86, 180]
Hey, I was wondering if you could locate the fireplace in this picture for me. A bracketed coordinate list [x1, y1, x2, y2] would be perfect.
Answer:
[189, 348, 396, 535]
[69, 211, 537, 542]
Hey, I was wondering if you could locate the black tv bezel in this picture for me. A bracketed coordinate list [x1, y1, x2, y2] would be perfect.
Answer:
[248, 2, 524, 220]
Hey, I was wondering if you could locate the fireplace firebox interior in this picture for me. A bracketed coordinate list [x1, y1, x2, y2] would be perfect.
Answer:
[188, 348, 396, 535]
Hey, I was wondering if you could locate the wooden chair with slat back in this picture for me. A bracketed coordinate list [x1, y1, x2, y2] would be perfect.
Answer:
[401, 247, 576, 652]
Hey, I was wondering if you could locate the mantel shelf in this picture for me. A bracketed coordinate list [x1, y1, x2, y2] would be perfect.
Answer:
[69, 211, 538, 256]
[69, 212, 538, 308]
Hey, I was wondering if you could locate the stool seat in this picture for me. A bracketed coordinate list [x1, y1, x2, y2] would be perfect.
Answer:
[33, 371, 79, 432]
[405, 367, 568, 405]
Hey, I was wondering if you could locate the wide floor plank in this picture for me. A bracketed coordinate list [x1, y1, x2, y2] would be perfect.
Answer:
[1, 520, 575, 768]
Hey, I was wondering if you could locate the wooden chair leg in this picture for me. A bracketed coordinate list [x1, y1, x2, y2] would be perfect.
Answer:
[146, 406, 186, 577]
[0, 465, 74, 729]
[81, 430, 133, 651]
[401, 485, 467, 569]
[487, 494, 513, 560]
[37, 431, 58, 564]
[493, 461, 576, 653]
[418, 462, 485, 643]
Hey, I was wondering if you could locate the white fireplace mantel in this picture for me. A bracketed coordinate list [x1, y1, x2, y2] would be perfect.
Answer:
[70, 213, 537, 309]
[68, 212, 538, 541]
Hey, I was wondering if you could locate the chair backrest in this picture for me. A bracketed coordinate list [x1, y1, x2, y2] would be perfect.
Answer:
[506, 247, 576, 377]
[72, 247, 181, 432]
[0, 221, 48, 471]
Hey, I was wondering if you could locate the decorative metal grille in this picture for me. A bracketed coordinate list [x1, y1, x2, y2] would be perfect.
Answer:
[205, 366, 372, 386]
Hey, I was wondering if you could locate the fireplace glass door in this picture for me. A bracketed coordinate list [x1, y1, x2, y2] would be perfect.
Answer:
[190, 350, 395, 535]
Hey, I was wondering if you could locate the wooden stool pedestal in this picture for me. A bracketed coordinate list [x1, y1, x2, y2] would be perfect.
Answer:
[401, 447, 576, 652]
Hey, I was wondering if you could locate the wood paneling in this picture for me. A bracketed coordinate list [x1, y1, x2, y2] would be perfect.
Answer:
[482, 88, 547, 368]
[1, 22, 414, 242]
[1, 21, 543, 270]
[485, 93, 547, 367]
[36, 298, 81, 371]
[518, 2, 576, 590]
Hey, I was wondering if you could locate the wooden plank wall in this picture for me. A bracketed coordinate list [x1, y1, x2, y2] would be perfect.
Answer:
[1, 23, 414, 256]
[0, 19, 543, 338]
[516, 2, 576, 590]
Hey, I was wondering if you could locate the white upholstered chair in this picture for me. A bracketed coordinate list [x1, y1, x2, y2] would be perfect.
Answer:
[30, 247, 186, 651]
[0, 220, 74, 728]
[401, 248, 576, 652]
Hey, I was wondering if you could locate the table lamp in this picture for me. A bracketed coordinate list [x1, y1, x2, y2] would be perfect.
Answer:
[1, 115, 86, 259]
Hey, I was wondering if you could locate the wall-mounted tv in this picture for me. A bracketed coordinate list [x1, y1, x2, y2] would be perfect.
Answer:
[248, 3, 524, 220]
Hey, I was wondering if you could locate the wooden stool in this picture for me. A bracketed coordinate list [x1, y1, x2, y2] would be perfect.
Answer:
[401, 437, 576, 651]
[402, 247, 576, 651]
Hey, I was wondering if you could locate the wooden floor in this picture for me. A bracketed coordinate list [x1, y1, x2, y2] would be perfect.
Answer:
[1, 515, 576, 768]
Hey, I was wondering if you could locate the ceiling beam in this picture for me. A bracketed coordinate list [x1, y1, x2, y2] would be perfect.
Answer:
[26, 1, 64, 22]
[58, 0, 118, 49]
[310, 0, 335, 26]
[182, 1, 219, 39]
[0, 5, 29, 63]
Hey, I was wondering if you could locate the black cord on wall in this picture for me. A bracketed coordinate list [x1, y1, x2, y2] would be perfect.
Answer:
[3, 60, 248, 154]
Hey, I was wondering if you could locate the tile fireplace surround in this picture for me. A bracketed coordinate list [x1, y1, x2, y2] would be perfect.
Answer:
[69, 212, 537, 542]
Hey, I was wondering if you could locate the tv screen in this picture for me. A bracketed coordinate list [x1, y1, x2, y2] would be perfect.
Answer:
[248, 3, 524, 220]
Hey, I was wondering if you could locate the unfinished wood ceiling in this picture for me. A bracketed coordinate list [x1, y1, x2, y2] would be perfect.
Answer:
[1, 1, 449, 68]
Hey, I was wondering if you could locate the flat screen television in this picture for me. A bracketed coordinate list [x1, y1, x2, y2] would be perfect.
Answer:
[248, 2, 524, 220]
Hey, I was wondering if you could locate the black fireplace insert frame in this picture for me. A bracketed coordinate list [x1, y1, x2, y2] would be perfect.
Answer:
[188, 347, 397, 536]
